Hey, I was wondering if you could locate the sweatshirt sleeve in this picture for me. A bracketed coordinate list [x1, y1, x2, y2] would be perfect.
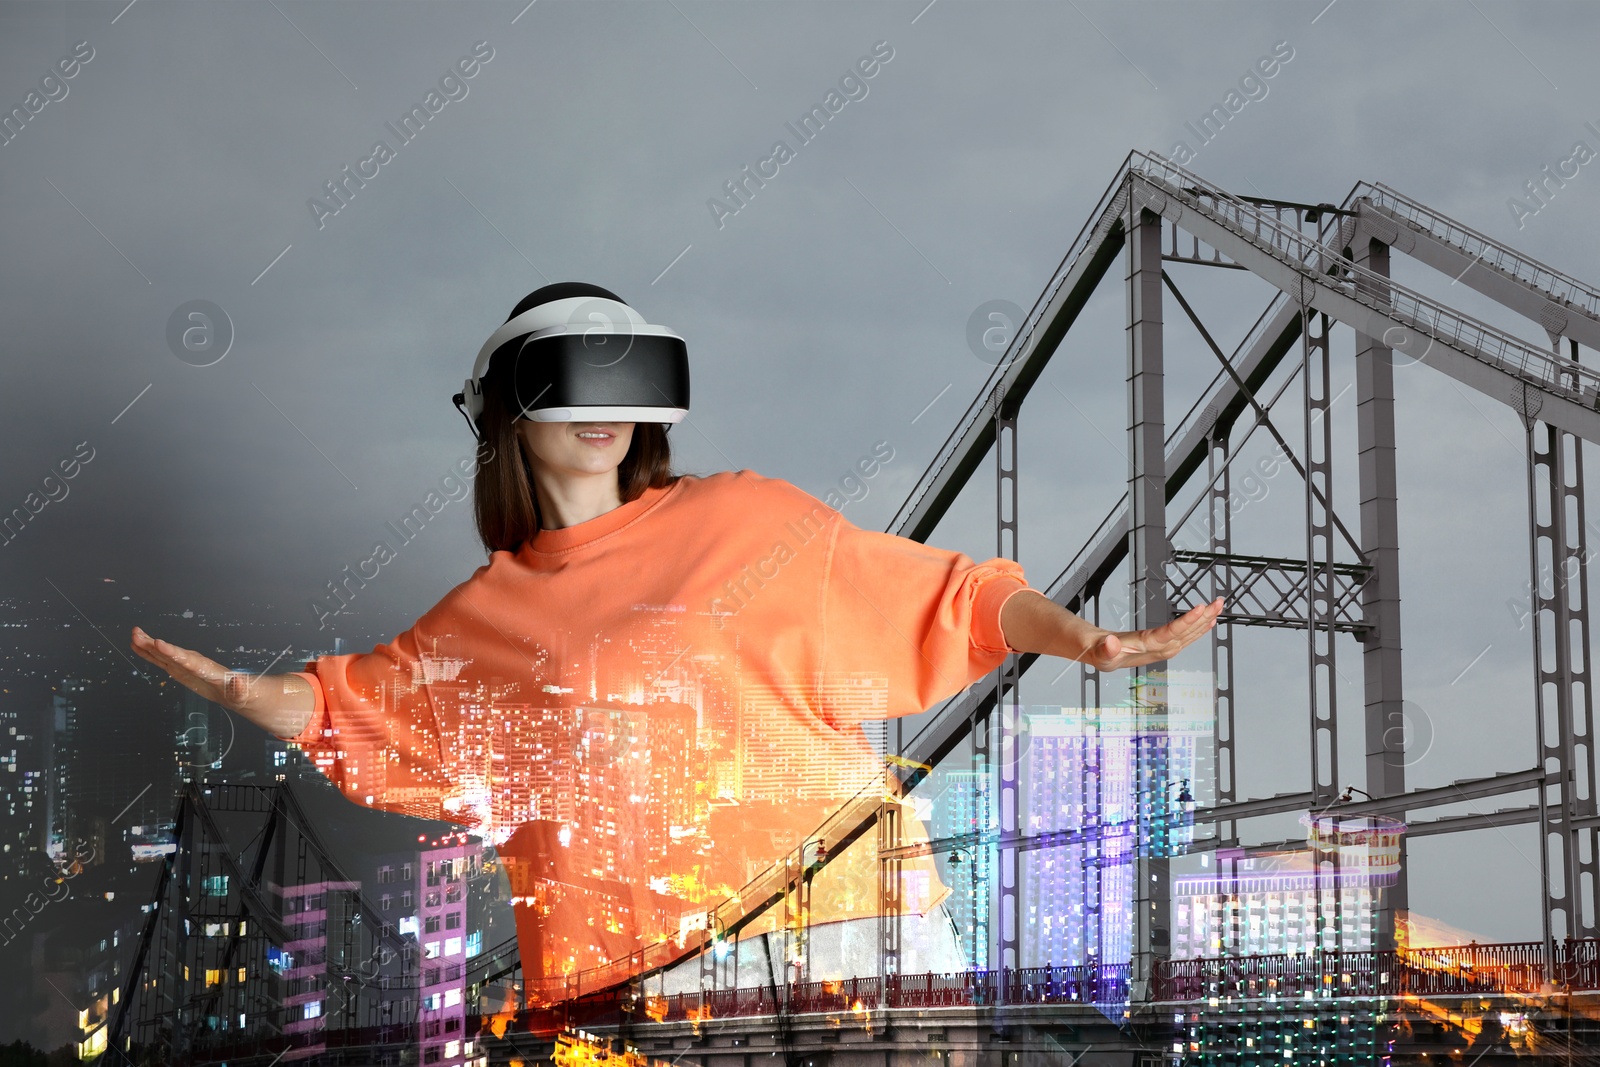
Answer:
[281, 607, 472, 827]
[816, 509, 1032, 727]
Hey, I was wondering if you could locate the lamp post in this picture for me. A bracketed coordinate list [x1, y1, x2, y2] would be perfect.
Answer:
[946, 846, 982, 972]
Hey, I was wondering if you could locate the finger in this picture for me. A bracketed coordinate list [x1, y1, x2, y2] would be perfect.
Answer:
[132, 637, 189, 677]
[1172, 601, 1221, 636]
[140, 635, 226, 693]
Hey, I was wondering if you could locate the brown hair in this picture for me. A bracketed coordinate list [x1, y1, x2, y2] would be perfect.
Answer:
[471, 372, 680, 555]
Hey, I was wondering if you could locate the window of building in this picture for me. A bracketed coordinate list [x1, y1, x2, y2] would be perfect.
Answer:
[426, 891, 441, 908]
[401, 891, 413, 909]
[445, 912, 462, 930]
[424, 941, 440, 959]
[381, 894, 392, 912]
[444, 937, 461, 957]
[304, 1001, 322, 1020]
[378, 865, 394, 884]
[401, 863, 413, 881]
[423, 1047, 441, 1065]
[424, 916, 440, 934]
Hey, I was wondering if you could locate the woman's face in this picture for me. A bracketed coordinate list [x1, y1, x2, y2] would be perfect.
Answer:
[515, 420, 636, 481]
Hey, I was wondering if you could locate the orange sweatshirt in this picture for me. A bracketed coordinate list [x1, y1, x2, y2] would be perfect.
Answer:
[287, 468, 1031, 982]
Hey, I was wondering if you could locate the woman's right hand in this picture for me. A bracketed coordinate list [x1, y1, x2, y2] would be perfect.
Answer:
[130, 625, 315, 738]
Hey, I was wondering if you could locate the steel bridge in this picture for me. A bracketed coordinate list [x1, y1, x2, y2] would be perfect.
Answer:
[103, 151, 1600, 1065]
[478, 150, 1600, 1064]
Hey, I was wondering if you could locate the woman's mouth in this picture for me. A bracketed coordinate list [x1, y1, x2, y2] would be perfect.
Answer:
[575, 428, 615, 445]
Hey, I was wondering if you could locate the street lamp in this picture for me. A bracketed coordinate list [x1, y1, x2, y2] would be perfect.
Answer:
[944, 846, 985, 971]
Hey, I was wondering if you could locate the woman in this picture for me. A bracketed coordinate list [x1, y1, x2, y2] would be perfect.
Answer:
[131, 282, 1223, 994]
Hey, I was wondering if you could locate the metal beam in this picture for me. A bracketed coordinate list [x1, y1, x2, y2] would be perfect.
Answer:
[1127, 199, 1172, 999]
[1355, 187, 1600, 353]
[1129, 165, 1600, 446]
[995, 393, 1021, 971]
[890, 167, 1133, 545]
[1525, 350, 1600, 951]
[1168, 550, 1370, 633]
[1352, 232, 1409, 952]
[1332, 766, 1548, 817]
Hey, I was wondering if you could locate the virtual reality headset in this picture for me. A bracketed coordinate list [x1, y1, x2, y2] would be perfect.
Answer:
[452, 283, 690, 436]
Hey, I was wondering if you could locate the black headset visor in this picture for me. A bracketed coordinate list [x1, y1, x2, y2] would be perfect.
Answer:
[484, 331, 691, 420]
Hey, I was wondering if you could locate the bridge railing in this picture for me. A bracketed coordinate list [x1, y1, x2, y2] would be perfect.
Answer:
[471, 943, 1600, 1038]
[631, 964, 1132, 1022]
[1355, 181, 1600, 321]
[1128, 152, 1600, 408]
[1151, 939, 1600, 1001]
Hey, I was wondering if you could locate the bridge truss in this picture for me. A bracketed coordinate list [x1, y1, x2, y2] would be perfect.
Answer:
[514, 151, 1600, 1040]
[111, 151, 1600, 1065]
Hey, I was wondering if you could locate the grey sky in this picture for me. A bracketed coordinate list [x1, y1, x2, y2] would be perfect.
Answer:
[2, 0, 1597, 947]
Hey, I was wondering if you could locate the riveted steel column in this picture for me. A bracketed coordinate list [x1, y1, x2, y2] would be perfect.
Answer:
[996, 396, 1021, 972]
[970, 383, 994, 966]
[1351, 236, 1409, 951]
[1207, 419, 1237, 814]
[1080, 593, 1104, 968]
[1206, 417, 1241, 958]
[1302, 296, 1340, 953]
[878, 791, 902, 979]
[1127, 200, 1171, 998]
[1525, 338, 1600, 960]
[1302, 299, 1340, 809]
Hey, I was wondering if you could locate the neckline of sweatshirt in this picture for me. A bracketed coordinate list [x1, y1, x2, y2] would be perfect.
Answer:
[520, 477, 681, 555]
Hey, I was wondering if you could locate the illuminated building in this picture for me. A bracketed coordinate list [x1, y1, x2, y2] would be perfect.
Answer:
[930, 769, 990, 968]
[279, 879, 367, 1053]
[1019, 670, 1215, 972]
[738, 674, 887, 804]
[1173, 816, 1408, 958]
[0, 703, 45, 874]
[487, 703, 579, 842]
[375, 837, 485, 1067]
[42, 677, 88, 862]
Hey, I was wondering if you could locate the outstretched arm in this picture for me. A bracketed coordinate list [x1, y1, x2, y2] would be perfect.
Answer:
[131, 626, 316, 738]
[998, 589, 1223, 671]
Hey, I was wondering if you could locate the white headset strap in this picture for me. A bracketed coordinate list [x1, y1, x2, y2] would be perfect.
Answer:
[471, 296, 648, 383]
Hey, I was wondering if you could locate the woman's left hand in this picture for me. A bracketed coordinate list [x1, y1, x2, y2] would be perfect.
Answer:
[1085, 597, 1225, 671]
